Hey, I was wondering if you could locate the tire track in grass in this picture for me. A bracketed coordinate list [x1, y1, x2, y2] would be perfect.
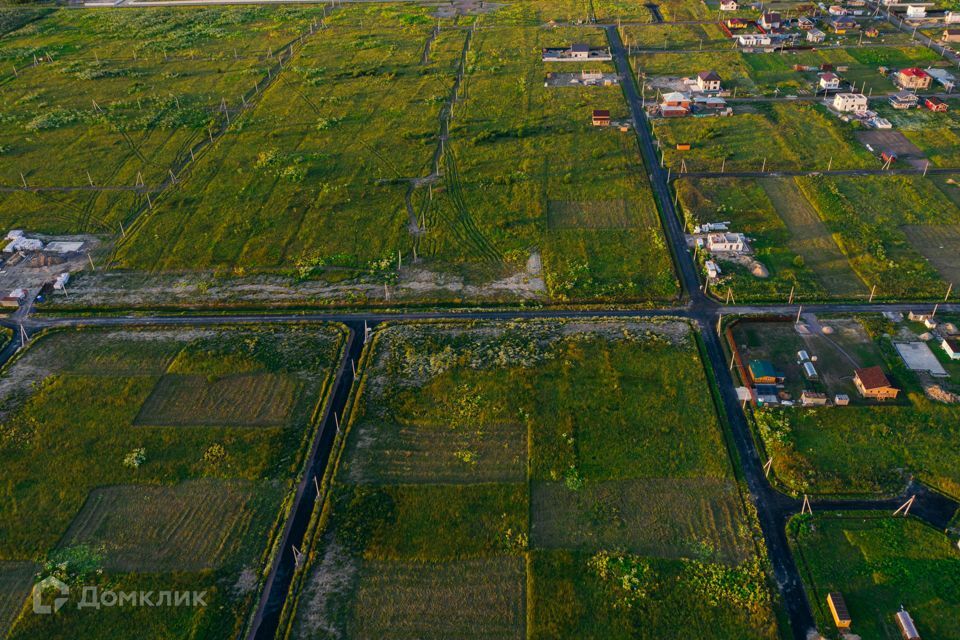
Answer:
[443, 143, 503, 263]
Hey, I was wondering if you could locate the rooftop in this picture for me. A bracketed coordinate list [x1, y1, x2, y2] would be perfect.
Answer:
[855, 366, 893, 390]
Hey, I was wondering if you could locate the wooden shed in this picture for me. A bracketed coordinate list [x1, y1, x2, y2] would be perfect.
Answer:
[827, 592, 852, 631]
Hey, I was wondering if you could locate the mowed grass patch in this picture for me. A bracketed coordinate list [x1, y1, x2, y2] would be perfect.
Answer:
[0, 562, 36, 637]
[134, 372, 301, 427]
[654, 103, 876, 173]
[344, 419, 527, 484]
[791, 514, 960, 640]
[286, 320, 780, 640]
[531, 478, 752, 562]
[349, 557, 526, 640]
[760, 178, 865, 297]
[60, 480, 282, 572]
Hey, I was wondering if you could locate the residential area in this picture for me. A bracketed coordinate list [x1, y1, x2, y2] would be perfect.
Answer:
[0, 2, 957, 640]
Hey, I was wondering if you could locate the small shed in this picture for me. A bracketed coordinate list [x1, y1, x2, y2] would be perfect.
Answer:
[827, 592, 852, 631]
[801, 390, 827, 406]
[749, 360, 785, 385]
[834, 394, 850, 406]
[895, 609, 920, 640]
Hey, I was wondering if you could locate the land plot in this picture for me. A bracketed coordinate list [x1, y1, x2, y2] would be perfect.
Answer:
[741, 314, 960, 497]
[531, 477, 753, 562]
[135, 372, 302, 427]
[287, 319, 780, 640]
[790, 514, 960, 640]
[731, 317, 888, 402]
[348, 557, 526, 640]
[0, 8, 326, 233]
[60, 480, 281, 572]
[114, 8, 462, 274]
[0, 324, 344, 639]
[593, 0, 658, 22]
[902, 224, 960, 285]
[857, 130, 927, 168]
[759, 178, 866, 297]
[621, 23, 730, 51]
[676, 177, 826, 301]
[653, 103, 876, 172]
[795, 175, 959, 299]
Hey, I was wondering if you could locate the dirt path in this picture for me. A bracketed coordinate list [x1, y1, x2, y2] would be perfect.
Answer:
[760, 178, 867, 297]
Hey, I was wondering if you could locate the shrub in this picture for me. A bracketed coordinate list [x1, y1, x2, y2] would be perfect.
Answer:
[122, 447, 146, 469]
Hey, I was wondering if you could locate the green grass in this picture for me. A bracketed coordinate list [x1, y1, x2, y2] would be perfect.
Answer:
[0, 324, 344, 639]
[790, 513, 960, 640]
[0, 7, 324, 234]
[796, 175, 958, 300]
[284, 319, 780, 640]
[106, 15, 675, 303]
[677, 174, 960, 302]
[654, 103, 877, 173]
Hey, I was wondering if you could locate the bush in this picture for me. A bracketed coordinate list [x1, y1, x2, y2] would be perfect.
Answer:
[122, 447, 146, 469]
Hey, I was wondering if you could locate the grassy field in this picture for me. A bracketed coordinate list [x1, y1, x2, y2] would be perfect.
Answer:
[0, 7, 323, 235]
[790, 513, 960, 640]
[0, 324, 344, 638]
[796, 175, 959, 299]
[104, 9, 675, 303]
[281, 319, 781, 640]
[653, 103, 877, 173]
[738, 314, 960, 498]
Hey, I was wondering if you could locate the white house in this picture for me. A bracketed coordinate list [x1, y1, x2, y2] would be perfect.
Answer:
[833, 92, 868, 112]
[947, 11, 960, 23]
[705, 260, 721, 279]
[720, 0, 738, 10]
[819, 72, 841, 90]
[696, 70, 722, 92]
[759, 12, 781, 29]
[737, 34, 772, 46]
[941, 337, 960, 360]
[906, 5, 926, 18]
[807, 28, 826, 43]
[706, 232, 747, 252]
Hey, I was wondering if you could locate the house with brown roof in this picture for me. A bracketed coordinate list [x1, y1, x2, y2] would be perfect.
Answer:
[759, 12, 781, 29]
[943, 28, 960, 43]
[854, 366, 899, 400]
[592, 109, 611, 126]
[696, 71, 722, 92]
